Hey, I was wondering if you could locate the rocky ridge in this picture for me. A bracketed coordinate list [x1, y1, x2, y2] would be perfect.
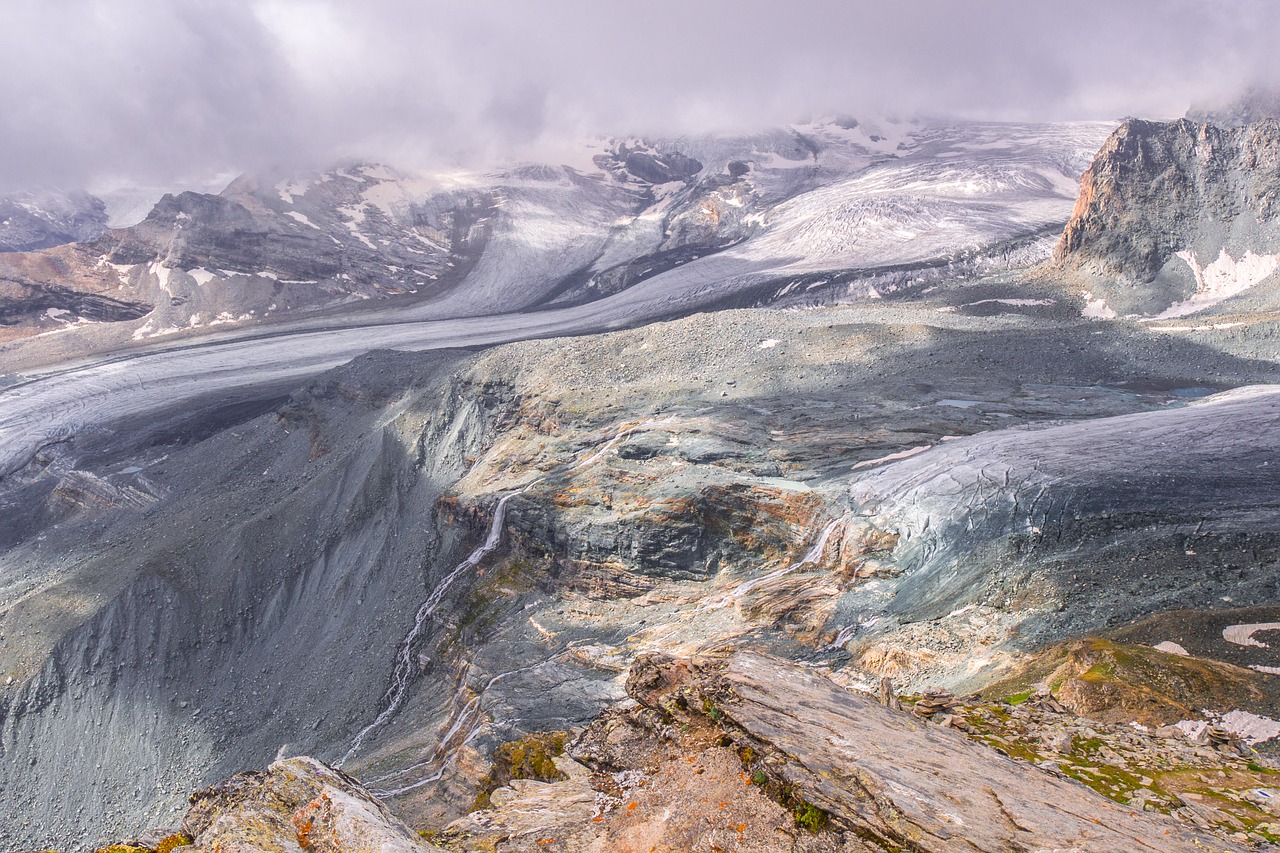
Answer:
[0, 189, 108, 253]
[1052, 117, 1280, 318]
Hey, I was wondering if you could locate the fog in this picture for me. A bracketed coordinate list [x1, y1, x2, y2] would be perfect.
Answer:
[2, 0, 1277, 190]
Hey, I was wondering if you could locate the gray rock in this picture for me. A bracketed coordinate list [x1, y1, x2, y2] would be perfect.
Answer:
[712, 651, 1247, 851]
[183, 756, 441, 852]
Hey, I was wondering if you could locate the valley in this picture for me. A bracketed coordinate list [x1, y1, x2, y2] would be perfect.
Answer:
[5, 115, 1280, 851]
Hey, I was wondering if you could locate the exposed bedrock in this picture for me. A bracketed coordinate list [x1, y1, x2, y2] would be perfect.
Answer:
[1052, 117, 1280, 317]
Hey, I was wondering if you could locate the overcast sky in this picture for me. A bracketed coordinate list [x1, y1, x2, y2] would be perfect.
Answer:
[2, 0, 1278, 191]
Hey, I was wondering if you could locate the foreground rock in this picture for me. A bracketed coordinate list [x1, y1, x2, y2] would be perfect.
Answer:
[181, 756, 442, 852]
[443, 651, 1248, 852]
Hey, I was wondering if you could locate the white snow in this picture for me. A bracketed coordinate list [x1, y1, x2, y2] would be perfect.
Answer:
[1081, 291, 1117, 319]
[758, 339, 780, 349]
[1222, 622, 1280, 648]
[1159, 248, 1280, 318]
[148, 262, 174, 296]
[276, 178, 311, 205]
[1148, 322, 1246, 332]
[285, 211, 321, 230]
[852, 445, 932, 469]
[338, 204, 378, 250]
[963, 298, 1055, 308]
[1173, 711, 1280, 745]
[1154, 641, 1190, 656]
[1220, 710, 1280, 744]
[186, 267, 218, 286]
[1251, 665, 1280, 675]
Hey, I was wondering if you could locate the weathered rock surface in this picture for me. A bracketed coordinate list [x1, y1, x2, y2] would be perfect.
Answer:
[705, 651, 1248, 851]
[180, 756, 441, 852]
[441, 651, 1252, 851]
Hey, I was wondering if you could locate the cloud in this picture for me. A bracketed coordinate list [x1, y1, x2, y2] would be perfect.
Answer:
[1, 0, 1278, 190]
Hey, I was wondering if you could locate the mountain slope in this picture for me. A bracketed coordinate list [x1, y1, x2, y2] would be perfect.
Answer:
[0, 119, 1111, 357]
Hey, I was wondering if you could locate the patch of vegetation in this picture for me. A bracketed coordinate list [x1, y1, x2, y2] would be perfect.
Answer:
[1002, 691, 1033, 706]
[1079, 661, 1116, 682]
[751, 769, 768, 786]
[793, 799, 831, 832]
[156, 835, 193, 853]
[472, 731, 569, 810]
[700, 697, 724, 723]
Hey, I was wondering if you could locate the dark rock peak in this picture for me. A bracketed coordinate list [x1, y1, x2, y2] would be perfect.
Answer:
[1054, 116, 1280, 281]
[144, 191, 260, 230]
[623, 150, 704, 184]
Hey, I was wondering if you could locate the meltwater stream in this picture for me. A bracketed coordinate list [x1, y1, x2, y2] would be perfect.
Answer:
[338, 418, 677, 766]
[341, 487, 530, 765]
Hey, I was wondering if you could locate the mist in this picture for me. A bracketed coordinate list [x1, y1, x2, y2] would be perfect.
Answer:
[2, 0, 1278, 191]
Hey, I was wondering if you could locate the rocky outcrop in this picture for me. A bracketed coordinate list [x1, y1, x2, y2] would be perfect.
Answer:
[181, 756, 441, 852]
[1053, 118, 1280, 316]
[444, 651, 1252, 851]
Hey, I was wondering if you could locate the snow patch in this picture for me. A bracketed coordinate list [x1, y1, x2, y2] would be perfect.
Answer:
[1220, 710, 1280, 744]
[276, 178, 311, 205]
[1159, 248, 1280, 318]
[148, 262, 175, 296]
[853, 445, 932, 469]
[1223, 622, 1280, 648]
[338, 204, 378, 249]
[1081, 291, 1116, 319]
[1154, 641, 1190, 656]
[758, 339, 780, 349]
[186, 267, 218, 286]
[285, 211, 321, 230]
[963, 298, 1055, 308]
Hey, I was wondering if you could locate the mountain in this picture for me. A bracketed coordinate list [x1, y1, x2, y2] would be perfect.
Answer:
[1188, 85, 1280, 128]
[1052, 117, 1280, 318]
[0, 119, 1110, 357]
[0, 188, 108, 253]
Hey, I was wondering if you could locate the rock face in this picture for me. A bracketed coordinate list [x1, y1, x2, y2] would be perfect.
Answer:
[181, 756, 441, 852]
[713, 651, 1250, 851]
[1053, 118, 1280, 317]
